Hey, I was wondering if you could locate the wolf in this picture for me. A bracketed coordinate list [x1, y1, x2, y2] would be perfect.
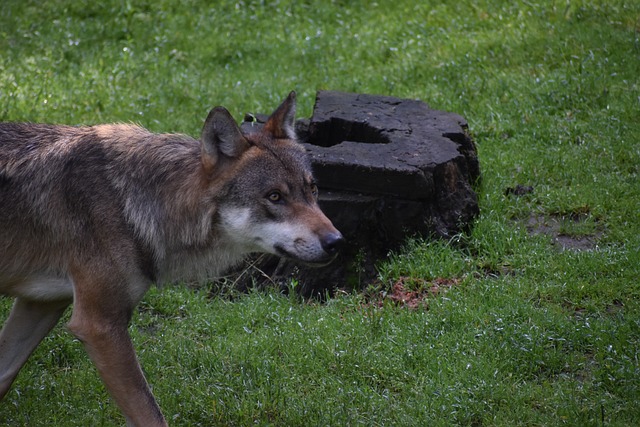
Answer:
[0, 92, 343, 426]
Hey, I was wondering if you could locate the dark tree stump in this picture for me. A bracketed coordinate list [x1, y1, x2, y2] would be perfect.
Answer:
[236, 91, 480, 296]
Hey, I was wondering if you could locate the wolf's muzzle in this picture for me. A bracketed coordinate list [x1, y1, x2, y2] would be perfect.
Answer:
[320, 231, 345, 256]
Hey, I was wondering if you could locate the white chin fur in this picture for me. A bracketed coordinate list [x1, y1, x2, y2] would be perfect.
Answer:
[219, 207, 328, 263]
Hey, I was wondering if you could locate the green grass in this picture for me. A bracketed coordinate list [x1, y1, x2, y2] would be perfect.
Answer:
[1, 0, 639, 425]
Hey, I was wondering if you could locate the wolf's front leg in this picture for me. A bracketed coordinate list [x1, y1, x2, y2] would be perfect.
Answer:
[68, 266, 165, 427]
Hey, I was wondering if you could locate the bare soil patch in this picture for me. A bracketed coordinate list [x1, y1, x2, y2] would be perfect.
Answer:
[374, 276, 462, 309]
[526, 213, 603, 251]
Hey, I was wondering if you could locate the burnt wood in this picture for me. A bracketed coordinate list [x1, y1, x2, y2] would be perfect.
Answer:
[239, 91, 480, 295]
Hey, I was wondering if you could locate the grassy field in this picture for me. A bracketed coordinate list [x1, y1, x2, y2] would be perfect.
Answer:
[1, 0, 639, 425]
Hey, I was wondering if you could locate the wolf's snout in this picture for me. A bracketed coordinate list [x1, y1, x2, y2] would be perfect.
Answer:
[320, 231, 345, 255]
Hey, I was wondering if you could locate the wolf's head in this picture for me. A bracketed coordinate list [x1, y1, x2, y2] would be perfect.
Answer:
[200, 92, 344, 266]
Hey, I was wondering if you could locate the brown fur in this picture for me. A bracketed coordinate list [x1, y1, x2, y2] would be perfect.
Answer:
[0, 92, 343, 426]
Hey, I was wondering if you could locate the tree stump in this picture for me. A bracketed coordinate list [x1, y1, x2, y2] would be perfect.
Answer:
[237, 91, 480, 296]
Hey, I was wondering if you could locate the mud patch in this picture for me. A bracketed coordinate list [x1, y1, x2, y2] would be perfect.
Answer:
[504, 184, 534, 196]
[526, 213, 603, 251]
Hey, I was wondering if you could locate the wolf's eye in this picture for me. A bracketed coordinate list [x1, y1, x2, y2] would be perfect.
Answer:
[267, 191, 282, 203]
[310, 183, 319, 197]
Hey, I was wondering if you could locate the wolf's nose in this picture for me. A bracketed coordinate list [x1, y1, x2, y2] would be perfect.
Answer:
[321, 232, 345, 255]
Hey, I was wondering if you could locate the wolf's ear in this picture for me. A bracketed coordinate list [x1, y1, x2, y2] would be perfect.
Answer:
[201, 107, 250, 168]
[263, 91, 297, 140]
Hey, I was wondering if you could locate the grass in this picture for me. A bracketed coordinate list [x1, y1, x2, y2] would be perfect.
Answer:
[1, 0, 639, 425]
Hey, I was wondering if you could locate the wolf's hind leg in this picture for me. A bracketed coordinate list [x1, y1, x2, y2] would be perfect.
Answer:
[0, 297, 70, 398]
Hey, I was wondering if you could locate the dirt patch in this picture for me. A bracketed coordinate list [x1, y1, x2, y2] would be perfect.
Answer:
[504, 184, 534, 196]
[373, 276, 461, 309]
[526, 213, 603, 251]
[504, 184, 603, 251]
